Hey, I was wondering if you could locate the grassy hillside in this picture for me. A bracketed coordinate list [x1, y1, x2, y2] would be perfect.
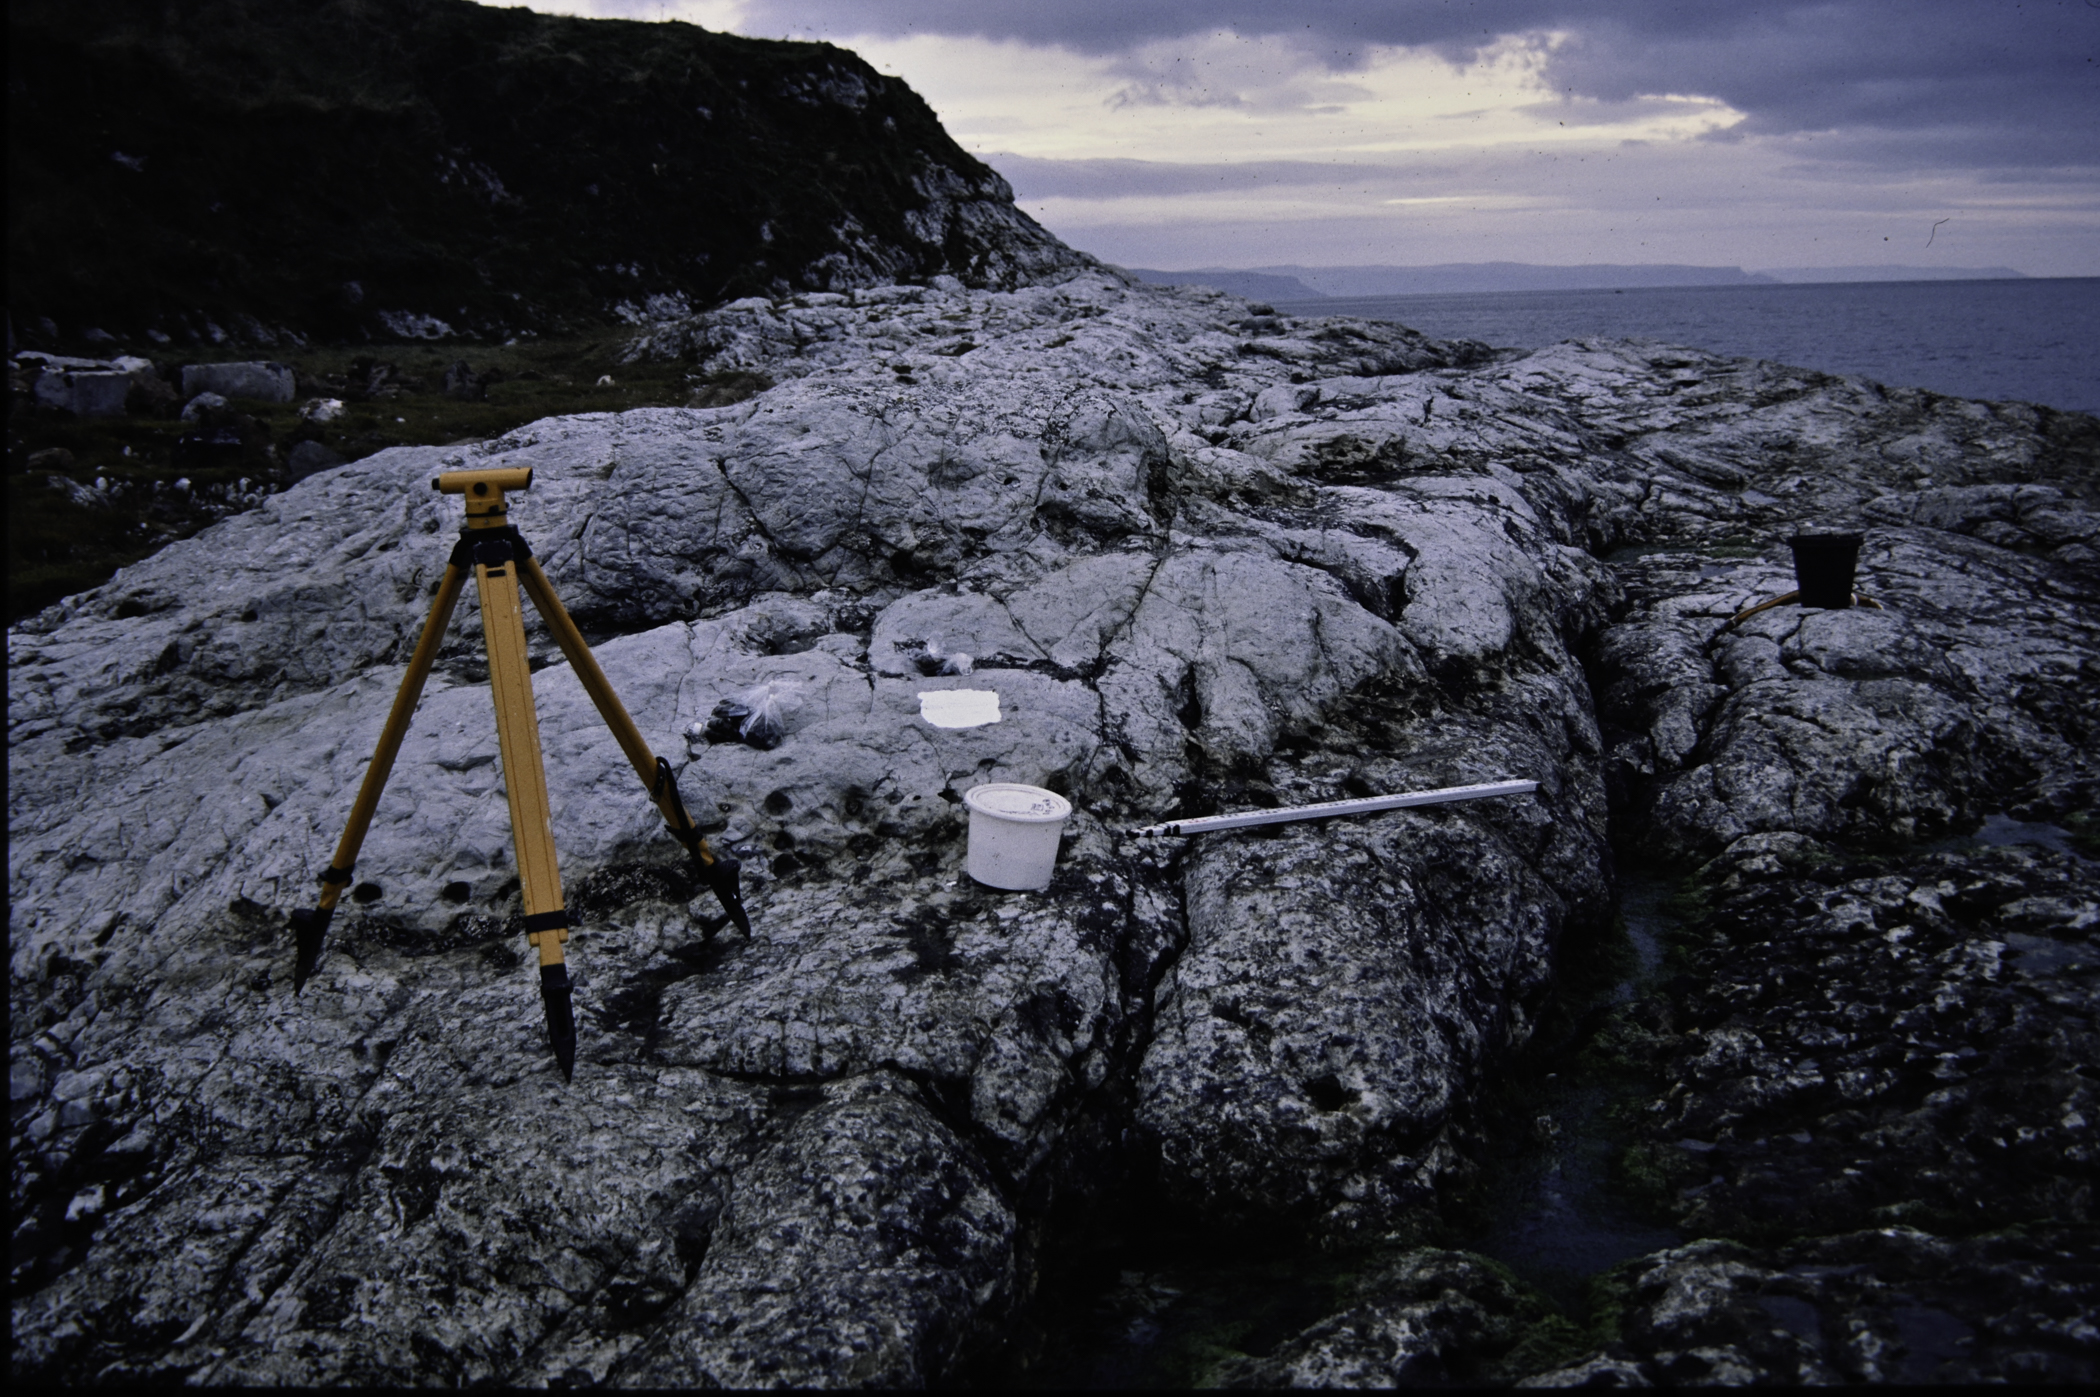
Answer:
[7, 0, 1076, 349]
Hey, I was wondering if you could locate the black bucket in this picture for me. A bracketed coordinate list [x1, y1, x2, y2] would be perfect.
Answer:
[1788, 533, 1862, 609]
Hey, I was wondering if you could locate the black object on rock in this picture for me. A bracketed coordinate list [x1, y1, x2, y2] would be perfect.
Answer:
[703, 693, 788, 749]
[1788, 532, 1862, 608]
[1718, 531, 1882, 636]
[704, 698, 754, 745]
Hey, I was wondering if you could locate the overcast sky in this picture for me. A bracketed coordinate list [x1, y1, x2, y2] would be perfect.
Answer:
[499, 1, 2100, 275]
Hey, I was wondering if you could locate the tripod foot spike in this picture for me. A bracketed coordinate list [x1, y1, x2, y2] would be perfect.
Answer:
[540, 963, 577, 1081]
[289, 907, 334, 994]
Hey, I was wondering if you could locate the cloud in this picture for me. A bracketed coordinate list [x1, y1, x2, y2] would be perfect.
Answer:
[738, 1, 2100, 172]
[736, 1, 1685, 58]
[488, 2, 2100, 274]
[1539, 5, 2100, 168]
[1094, 30, 1384, 114]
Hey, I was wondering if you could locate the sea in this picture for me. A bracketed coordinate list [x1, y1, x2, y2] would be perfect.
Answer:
[1276, 277, 2100, 415]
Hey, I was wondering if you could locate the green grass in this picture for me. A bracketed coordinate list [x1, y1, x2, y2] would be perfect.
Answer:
[7, 331, 765, 621]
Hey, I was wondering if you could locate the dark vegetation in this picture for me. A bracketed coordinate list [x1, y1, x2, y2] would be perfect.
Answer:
[6, 335, 760, 620]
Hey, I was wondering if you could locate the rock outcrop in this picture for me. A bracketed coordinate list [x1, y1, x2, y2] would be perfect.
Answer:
[1615, 837, 2097, 1248]
[11, 270, 2097, 1384]
[1594, 516, 2096, 861]
[8, 0, 1092, 349]
[1247, 1226, 2099, 1389]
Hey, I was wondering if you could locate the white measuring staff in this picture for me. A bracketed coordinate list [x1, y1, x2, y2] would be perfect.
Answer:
[1132, 779, 1539, 837]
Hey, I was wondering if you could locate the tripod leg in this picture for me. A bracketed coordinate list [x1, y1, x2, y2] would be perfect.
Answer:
[516, 554, 750, 939]
[291, 562, 470, 992]
[472, 536, 577, 1080]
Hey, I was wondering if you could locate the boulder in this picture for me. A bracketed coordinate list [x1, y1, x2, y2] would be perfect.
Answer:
[110, 356, 181, 416]
[285, 440, 345, 481]
[30, 367, 132, 417]
[15, 351, 116, 373]
[442, 360, 487, 401]
[181, 361, 296, 403]
[45, 475, 109, 510]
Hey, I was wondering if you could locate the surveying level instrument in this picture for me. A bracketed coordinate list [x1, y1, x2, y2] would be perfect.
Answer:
[287, 466, 751, 1079]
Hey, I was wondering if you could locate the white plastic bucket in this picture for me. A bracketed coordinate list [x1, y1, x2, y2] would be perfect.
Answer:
[963, 783, 1073, 891]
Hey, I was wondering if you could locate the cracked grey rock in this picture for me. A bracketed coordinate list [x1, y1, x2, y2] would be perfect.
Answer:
[1608, 837, 2098, 1250]
[11, 267, 2098, 1384]
[1553, 1229, 2100, 1385]
[1209, 1248, 1573, 1388]
[613, 1071, 1018, 1388]
[1136, 670, 1613, 1241]
[1593, 524, 2098, 861]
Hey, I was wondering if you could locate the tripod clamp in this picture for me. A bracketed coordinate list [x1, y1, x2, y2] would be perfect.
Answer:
[286, 466, 753, 1081]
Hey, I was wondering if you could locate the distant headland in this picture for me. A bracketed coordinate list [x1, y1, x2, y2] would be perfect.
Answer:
[1128, 262, 2033, 301]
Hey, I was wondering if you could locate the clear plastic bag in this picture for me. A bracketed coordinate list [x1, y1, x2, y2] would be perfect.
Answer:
[918, 636, 974, 676]
[716, 678, 804, 750]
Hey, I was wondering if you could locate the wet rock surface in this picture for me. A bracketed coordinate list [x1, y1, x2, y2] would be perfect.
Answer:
[1208, 1249, 1582, 1388]
[1614, 838, 2097, 1246]
[1179, 833, 2098, 1388]
[1533, 1227, 2100, 1386]
[1433, 834, 2096, 1388]
[11, 271, 2100, 1384]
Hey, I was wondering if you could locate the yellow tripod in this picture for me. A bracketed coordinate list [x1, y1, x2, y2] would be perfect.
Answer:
[288, 466, 749, 1079]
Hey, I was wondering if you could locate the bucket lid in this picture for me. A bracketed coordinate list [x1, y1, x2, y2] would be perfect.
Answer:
[963, 783, 1072, 823]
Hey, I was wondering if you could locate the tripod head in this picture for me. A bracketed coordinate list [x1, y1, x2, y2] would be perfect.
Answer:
[435, 467, 534, 527]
